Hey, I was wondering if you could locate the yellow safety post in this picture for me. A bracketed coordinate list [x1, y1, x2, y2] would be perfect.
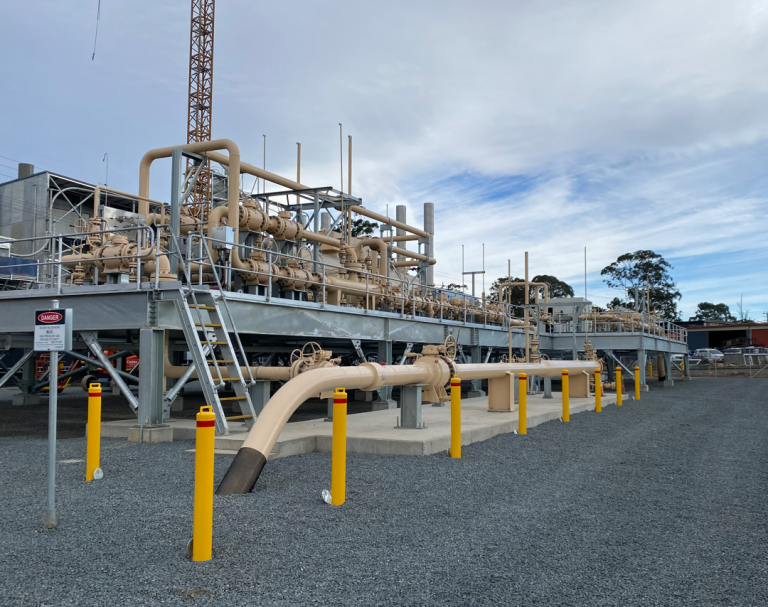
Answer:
[649, 361, 653, 378]
[616, 367, 623, 406]
[86, 383, 102, 482]
[518, 373, 527, 435]
[634, 365, 641, 401]
[331, 387, 347, 506]
[450, 376, 461, 458]
[561, 370, 570, 422]
[594, 369, 602, 413]
[193, 406, 215, 562]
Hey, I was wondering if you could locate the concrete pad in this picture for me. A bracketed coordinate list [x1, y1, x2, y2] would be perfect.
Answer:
[128, 424, 173, 444]
[680, 376, 692, 382]
[101, 418, 249, 441]
[12, 393, 42, 406]
[638, 384, 650, 392]
[662, 380, 675, 387]
[216, 391, 626, 459]
[467, 390, 486, 398]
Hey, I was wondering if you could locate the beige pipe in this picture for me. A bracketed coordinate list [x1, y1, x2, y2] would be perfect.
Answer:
[349, 205, 428, 238]
[390, 234, 420, 242]
[357, 238, 388, 276]
[455, 360, 597, 381]
[163, 347, 291, 381]
[390, 246, 435, 264]
[216, 358, 597, 494]
[205, 150, 308, 192]
[240, 360, 442, 455]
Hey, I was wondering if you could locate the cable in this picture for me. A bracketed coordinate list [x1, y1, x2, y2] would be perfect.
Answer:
[91, 0, 101, 60]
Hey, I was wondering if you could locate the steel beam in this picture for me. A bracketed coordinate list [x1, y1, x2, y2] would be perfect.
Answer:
[80, 331, 139, 412]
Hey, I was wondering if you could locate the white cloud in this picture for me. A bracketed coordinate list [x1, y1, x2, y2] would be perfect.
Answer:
[1, 0, 767, 314]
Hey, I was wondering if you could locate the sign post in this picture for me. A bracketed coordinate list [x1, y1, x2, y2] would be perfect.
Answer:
[35, 301, 72, 529]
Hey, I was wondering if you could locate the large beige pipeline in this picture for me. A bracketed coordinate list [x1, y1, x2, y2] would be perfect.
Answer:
[216, 358, 597, 494]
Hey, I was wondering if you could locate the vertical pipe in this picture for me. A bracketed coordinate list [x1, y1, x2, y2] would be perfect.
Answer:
[45, 349, 58, 529]
[634, 366, 641, 400]
[86, 383, 102, 481]
[518, 373, 527, 435]
[562, 370, 570, 422]
[507, 259, 512, 362]
[524, 252, 530, 362]
[170, 147, 182, 275]
[296, 142, 301, 208]
[193, 406, 215, 562]
[312, 191, 319, 272]
[321, 211, 331, 234]
[347, 135, 352, 243]
[594, 368, 602, 412]
[339, 124, 345, 244]
[450, 376, 461, 458]
[331, 388, 347, 506]
[616, 367, 623, 406]
[395, 205, 406, 261]
[423, 202, 434, 287]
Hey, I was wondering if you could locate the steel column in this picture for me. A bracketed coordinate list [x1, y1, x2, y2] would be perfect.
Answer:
[138, 328, 165, 424]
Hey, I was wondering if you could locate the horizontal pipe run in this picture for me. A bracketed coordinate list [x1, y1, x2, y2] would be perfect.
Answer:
[217, 360, 598, 494]
[348, 205, 428, 238]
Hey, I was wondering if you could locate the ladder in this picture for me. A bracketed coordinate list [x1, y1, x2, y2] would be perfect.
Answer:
[176, 289, 257, 435]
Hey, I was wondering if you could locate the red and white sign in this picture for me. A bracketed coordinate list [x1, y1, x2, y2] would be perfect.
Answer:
[34, 308, 72, 351]
[37, 312, 63, 324]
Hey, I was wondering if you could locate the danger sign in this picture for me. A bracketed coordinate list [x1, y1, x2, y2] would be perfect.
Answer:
[34, 308, 72, 352]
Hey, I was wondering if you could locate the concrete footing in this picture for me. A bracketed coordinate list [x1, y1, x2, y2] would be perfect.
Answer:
[680, 376, 692, 382]
[354, 390, 374, 402]
[467, 390, 486, 398]
[12, 393, 42, 406]
[170, 397, 184, 412]
[662, 380, 675, 387]
[639, 384, 650, 392]
[128, 424, 173, 443]
[372, 399, 397, 411]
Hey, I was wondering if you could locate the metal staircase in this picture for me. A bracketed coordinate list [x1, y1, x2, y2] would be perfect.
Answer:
[176, 289, 257, 435]
[173, 235, 257, 435]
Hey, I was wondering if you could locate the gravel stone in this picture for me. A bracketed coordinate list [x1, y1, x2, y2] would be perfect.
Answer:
[1, 379, 766, 606]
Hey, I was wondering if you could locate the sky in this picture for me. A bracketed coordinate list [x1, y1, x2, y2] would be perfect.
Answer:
[1, 0, 767, 321]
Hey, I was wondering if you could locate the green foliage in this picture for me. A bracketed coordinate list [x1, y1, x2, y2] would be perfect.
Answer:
[488, 275, 574, 307]
[601, 250, 681, 320]
[351, 218, 378, 238]
[690, 302, 736, 323]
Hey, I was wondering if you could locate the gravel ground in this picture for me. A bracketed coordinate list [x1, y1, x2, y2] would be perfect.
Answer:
[1, 378, 766, 606]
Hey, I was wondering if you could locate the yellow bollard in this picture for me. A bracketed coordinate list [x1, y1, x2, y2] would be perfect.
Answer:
[594, 369, 602, 413]
[450, 376, 461, 458]
[86, 383, 102, 482]
[634, 366, 641, 401]
[193, 406, 215, 562]
[561, 370, 570, 422]
[518, 373, 527, 435]
[331, 387, 347, 506]
[649, 361, 653, 378]
[616, 367, 623, 406]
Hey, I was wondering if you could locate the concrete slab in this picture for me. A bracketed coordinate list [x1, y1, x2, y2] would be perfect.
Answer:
[215, 391, 627, 459]
[127, 424, 173, 444]
[100, 418, 249, 441]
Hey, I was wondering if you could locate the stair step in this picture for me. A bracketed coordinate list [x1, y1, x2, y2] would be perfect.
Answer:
[220, 396, 246, 401]
[225, 414, 253, 420]
[208, 359, 234, 363]
[190, 305, 216, 310]
[195, 323, 222, 327]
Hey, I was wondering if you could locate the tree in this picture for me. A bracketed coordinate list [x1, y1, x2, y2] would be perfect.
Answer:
[488, 274, 574, 307]
[690, 302, 735, 323]
[601, 250, 681, 320]
[351, 218, 378, 238]
[735, 294, 753, 322]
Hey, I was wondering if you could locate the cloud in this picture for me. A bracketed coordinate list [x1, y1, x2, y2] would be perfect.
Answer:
[1, 0, 767, 315]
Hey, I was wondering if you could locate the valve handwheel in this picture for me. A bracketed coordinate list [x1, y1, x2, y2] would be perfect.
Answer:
[443, 334, 457, 361]
[300, 341, 323, 361]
